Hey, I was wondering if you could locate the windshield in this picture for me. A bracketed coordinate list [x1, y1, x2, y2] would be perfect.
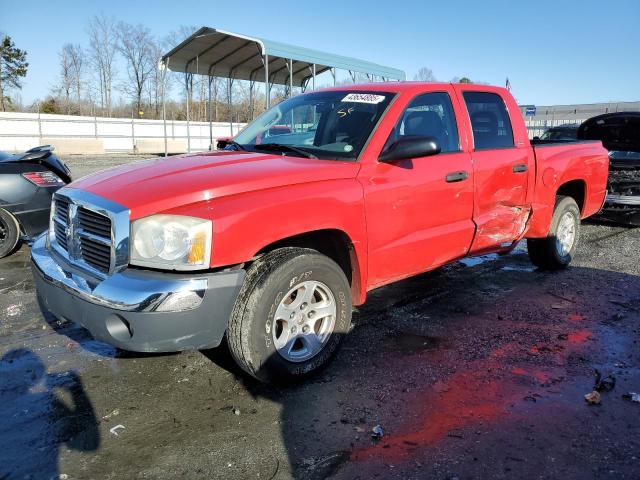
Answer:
[232, 90, 395, 160]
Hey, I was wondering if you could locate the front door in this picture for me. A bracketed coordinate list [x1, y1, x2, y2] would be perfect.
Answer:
[361, 90, 475, 288]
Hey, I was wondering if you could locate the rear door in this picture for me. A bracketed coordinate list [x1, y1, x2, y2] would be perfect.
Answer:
[457, 88, 533, 252]
[361, 88, 475, 288]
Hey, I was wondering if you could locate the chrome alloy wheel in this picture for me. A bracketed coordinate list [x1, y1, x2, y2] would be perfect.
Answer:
[272, 280, 337, 363]
[556, 211, 576, 256]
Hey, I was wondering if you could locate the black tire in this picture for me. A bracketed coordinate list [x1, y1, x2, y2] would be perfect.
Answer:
[527, 196, 580, 270]
[0, 208, 20, 259]
[227, 247, 352, 384]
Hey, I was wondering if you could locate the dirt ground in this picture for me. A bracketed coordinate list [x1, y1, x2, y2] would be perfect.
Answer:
[1, 155, 639, 479]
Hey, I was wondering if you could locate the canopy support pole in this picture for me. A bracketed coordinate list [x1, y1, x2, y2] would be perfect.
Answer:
[208, 75, 214, 150]
[228, 77, 234, 136]
[312, 64, 316, 90]
[249, 75, 255, 120]
[185, 73, 191, 153]
[161, 57, 170, 157]
[264, 54, 270, 109]
[331, 68, 336, 86]
[289, 59, 293, 98]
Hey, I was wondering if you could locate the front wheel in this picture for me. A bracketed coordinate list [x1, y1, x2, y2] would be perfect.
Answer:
[527, 196, 580, 270]
[0, 209, 20, 259]
[227, 247, 352, 384]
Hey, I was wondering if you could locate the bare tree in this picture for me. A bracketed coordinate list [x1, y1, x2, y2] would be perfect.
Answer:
[65, 44, 84, 113]
[414, 67, 437, 82]
[56, 45, 73, 114]
[145, 40, 164, 117]
[117, 22, 156, 118]
[87, 14, 118, 116]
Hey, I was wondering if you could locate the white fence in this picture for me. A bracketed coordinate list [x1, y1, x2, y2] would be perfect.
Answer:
[0, 111, 246, 153]
[524, 118, 586, 139]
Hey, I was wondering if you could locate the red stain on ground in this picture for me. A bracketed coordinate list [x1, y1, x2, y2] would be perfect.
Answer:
[351, 372, 510, 461]
[533, 371, 550, 385]
[568, 314, 586, 322]
[351, 328, 595, 462]
[567, 330, 591, 345]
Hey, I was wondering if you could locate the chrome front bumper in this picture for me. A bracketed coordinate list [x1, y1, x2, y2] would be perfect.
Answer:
[31, 233, 245, 352]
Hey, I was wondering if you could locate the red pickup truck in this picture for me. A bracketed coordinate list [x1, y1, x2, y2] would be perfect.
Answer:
[32, 83, 608, 383]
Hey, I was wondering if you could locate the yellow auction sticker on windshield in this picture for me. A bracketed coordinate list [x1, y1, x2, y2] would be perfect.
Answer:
[341, 93, 386, 104]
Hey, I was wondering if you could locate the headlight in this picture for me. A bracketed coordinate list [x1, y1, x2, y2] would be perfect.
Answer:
[130, 215, 212, 270]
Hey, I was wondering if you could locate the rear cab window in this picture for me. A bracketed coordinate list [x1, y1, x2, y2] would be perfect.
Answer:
[463, 92, 514, 150]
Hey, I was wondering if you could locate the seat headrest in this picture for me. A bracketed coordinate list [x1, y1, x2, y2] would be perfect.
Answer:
[470, 111, 498, 136]
[404, 110, 443, 137]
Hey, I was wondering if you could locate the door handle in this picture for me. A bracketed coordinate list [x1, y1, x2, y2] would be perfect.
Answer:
[513, 164, 528, 173]
[445, 171, 469, 183]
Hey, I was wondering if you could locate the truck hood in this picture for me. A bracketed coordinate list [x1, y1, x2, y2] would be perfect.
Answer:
[68, 151, 360, 218]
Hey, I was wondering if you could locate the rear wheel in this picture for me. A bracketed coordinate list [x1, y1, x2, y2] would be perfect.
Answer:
[0, 209, 20, 259]
[227, 247, 352, 384]
[527, 196, 580, 270]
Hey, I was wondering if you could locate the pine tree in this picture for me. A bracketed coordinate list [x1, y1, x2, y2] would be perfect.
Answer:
[0, 36, 29, 111]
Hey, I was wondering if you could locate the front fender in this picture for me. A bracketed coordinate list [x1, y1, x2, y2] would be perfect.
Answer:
[162, 178, 369, 304]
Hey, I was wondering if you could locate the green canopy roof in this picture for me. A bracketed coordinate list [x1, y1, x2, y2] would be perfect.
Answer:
[161, 27, 405, 87]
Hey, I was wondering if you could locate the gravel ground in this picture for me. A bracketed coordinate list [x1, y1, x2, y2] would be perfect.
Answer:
[1, 155, 639, 479]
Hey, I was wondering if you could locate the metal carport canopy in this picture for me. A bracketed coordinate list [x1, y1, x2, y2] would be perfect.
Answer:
[160, 27, 406, 87]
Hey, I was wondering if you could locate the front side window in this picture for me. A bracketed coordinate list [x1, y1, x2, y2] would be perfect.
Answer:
[233, 90, 395, 161]
[385, 92, 460, 153]
[463, 91, 514, 150]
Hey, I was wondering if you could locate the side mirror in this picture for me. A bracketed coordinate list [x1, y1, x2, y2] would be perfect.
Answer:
[379, 136, 441, 163]
[533, 136, 540, 141]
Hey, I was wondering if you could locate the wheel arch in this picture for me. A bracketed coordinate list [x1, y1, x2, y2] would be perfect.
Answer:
[556, 179, 587, 215]
[253, 228, 365, 305]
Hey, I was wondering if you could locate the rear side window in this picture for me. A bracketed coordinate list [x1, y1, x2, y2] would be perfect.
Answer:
[386, 92, 460, 153]
[463, 92, 514, 150]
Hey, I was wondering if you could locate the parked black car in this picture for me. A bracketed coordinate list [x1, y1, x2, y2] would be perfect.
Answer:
[0, 146, 72, 258]
[539, 123, 580, 141]
[578, 112, 640, 226]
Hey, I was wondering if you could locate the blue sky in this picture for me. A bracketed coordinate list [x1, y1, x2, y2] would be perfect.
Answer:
[2, 0, 639, 106]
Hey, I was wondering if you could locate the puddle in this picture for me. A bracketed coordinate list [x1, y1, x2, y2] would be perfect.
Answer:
[458, 254, 499, 267]
[501, 265, 535, 272]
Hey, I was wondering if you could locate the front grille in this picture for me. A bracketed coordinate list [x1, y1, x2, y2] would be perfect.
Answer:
[80, 237, 111, 272]
[53, 220, 68, 251]
[52, 195, 116, 275]
[78, 208, 112, 238]
[55, 197, 70, 223]
[54, 198, 70, 252]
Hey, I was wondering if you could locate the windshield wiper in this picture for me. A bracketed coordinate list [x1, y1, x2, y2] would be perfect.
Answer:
[253, 143, 318, 159]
